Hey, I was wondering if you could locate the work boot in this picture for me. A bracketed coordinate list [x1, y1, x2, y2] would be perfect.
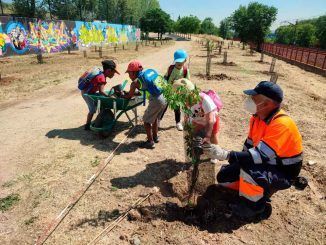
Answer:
[139, 140, 155, 149]
[229, 202, 265, 219]
[84, 123, 91, 131]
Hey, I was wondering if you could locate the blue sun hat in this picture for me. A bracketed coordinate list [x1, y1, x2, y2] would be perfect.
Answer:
[174, 49, 188, 63]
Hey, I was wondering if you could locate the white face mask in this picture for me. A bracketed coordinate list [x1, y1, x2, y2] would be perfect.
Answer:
[244, 97, 264, 114]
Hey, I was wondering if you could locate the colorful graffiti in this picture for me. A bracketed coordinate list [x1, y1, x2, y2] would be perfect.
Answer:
[76, 22, 105, 47]
[0, 16, 141, 57]
[73, 21, 139, 47]
[6, 21, 29, 54]
[106, 26, 119, 43]
[0, 21, 11, 56]
[28, 21, 71, 53]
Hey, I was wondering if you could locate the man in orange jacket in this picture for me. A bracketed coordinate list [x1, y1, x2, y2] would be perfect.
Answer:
[203, 81, 303, 219]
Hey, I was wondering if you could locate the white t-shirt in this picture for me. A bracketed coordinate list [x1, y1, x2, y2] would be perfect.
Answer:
[190, 92, 217, 126]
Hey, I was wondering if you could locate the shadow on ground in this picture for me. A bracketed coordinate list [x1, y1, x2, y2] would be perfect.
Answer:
[127, 184, 273, 234]
[110, 159, 191, 197]
[45, 123, 146, 153]
[70, 209, 121, 229]
[134, 200, 271, 234]
[72, 188, 272, 234]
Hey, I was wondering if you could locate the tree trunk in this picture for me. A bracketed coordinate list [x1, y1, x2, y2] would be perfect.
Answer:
[31, 0, 36, 18]
[257, 41, 262, 52]
[78, 0, 83, 20]
[0, 0, 4, 15]
[65, 0, 69, 20]
[47, 0, 53, 19]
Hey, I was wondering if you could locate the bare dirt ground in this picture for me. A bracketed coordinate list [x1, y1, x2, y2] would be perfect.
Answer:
[0, 39, 325, 245]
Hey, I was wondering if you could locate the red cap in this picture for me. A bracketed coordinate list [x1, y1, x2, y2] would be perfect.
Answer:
[126, 60, 143, 72]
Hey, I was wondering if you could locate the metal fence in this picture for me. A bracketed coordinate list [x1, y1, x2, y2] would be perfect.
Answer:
[261, 43, 326, 71]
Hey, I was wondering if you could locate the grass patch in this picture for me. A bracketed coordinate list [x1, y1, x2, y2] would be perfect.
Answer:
[1, 180, 16, 188]
[52, 79, 61, 85]
[18, 173, 33, 182]
[65, 152, 75, 159]
[0, 194, 20, 212]
[110, 186, 119, 192]
[38, 187, 51, 199]
[91, 156, 100, 167]
[24, 216, 38, 226]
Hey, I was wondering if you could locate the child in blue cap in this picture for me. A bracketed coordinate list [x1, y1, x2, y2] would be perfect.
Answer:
[160, 49, 191, 131]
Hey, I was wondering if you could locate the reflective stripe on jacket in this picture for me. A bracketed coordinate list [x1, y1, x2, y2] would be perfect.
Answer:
[245, 109, 303, 174]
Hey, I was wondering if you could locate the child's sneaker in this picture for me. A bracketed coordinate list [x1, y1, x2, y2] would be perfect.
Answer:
[153, 136, 159, 143]
[176, 122, 183, 131]
[139, 140, 155, 149]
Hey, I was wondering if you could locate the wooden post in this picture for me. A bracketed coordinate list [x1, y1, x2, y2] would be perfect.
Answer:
[219, 46, 222, 55]
[83, 49, 87, 58]
[95, 46, 98, 52]
[154, 42, 157, 47]
[67, 45, 71, 54]
[114, 46, 117, 53]
[270, 72, 279, 83]
[122, 44, 125, 50]
[223, 51, 228, 64]
[37, 53, 43, 64]
[206, 43, 212, 76]
[228, 43, 230, 49]
[135, 42, 139, 51]
[260, 52, 264, 62]
[99, 46, 103, 58]
[269, 58, 276, 73]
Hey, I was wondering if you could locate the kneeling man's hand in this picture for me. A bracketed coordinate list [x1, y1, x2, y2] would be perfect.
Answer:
[202, 144, 229, 161]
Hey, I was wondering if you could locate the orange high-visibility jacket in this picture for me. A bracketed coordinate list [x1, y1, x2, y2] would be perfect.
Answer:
[243, 109, 303, 178]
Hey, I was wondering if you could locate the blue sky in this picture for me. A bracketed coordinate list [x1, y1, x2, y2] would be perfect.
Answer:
[160, 0, 326, 30]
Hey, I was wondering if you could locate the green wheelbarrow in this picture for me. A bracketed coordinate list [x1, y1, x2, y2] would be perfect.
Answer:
[84, 81, 146, 135]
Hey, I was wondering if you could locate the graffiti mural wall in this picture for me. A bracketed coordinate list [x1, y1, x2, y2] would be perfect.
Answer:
[0, 16, 141, 57]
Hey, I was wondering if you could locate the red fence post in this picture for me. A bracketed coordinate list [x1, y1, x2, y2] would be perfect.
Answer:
[307, 51, 311, 65]
[323, 55, 326, 70]
[314, 52, 318, 67]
